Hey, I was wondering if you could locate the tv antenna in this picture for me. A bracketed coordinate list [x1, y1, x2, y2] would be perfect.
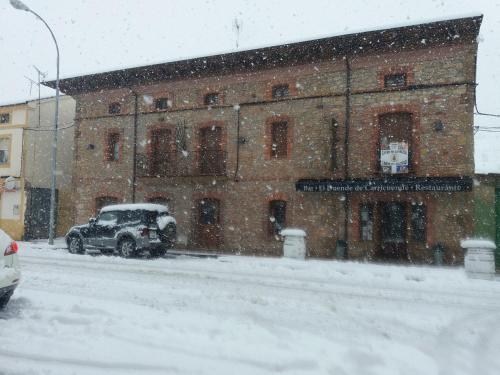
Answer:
[233, 18, 242, 49]
[24, 66, 47, 128]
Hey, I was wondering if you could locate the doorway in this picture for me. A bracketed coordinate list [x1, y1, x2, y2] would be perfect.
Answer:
[378, 202, 408, 260]
[195, 198, 222, 248]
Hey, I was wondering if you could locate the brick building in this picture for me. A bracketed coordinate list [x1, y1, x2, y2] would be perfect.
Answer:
[46, 16, 482, 263]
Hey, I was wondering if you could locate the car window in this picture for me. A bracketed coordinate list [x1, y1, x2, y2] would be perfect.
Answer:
[97, 212, 118, 226]
[119, 210, 143, 225]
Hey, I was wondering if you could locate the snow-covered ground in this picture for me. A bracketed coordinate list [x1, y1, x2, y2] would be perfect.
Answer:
[1, 242, 499, 375]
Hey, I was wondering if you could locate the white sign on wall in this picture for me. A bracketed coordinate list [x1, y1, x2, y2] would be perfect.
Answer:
[380, 142, 409, 174]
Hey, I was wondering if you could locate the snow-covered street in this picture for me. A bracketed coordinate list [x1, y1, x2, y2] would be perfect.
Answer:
[1, 242, 500, 375]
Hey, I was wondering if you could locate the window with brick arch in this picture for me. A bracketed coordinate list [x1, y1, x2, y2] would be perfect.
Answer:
[150, 128, 174, 176]
[378, 112, 412, 174]
[269, 200, 286, 235]
[271, 121, 288, 159]
[95, 196, 119, 214]
[105, 132, 120, 161]
[272, 84, 289, 99]
[204, 93, 220, 105]
[108, 102, 121, 114]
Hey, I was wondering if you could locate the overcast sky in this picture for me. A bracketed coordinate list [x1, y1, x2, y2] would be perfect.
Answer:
[1, 0, 499, 171]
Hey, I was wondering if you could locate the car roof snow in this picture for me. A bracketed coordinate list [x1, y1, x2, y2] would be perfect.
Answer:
[100, 203, 169, 213]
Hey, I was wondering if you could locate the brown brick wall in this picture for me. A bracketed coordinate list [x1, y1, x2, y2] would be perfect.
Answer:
[69, 40, 478, 263]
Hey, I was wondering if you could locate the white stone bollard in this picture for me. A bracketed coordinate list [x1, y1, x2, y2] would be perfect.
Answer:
[460, 239, 496, 280]
[280, 228, 307, 259]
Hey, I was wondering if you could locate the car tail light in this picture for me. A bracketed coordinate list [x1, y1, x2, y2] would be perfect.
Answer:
[140, 227, 149, 237]
[4, 241, 18, 256]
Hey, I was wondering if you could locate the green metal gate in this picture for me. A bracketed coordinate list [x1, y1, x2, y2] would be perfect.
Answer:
[495, 188, 500, 269]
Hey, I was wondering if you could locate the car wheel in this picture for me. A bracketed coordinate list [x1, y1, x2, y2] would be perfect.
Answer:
[0, 290, 13, 310]
[68, 236, 83, 254]
[119, 238, 136, 258]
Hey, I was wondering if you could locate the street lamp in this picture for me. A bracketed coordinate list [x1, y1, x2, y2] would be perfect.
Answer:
[10, 0, 60, 245]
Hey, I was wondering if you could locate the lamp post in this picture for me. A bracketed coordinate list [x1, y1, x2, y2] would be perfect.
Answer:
[10, 0, 60, 245]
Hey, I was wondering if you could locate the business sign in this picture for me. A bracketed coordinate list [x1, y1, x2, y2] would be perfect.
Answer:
[380, 142, 408, 174]
[296, 176, 473, 193]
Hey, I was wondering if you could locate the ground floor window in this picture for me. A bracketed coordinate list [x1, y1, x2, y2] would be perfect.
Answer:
[411, 203, 427, 242]
[360, 203, 374, 241]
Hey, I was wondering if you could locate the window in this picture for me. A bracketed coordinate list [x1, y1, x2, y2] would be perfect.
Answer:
[199, 126, 225, 175]
[105, 132, 120, 161]
[150, 129, 173, 175]
[379, 112, 412, 174]
[155, 98, 169, 110]
[95, 196, 119, 214]
[269, 200, 286, 235]
[271, 121, 288, 159]
[384, 73, 407, 88]
[97, 211, 119, 226]
[272, 84, 289, 99]
[199, 198, 220, 225]
[0, 113, 10, 124]
[108, 102, 121, 114]
[411, 203, 427, 242]
[0, 138, 10, 165]
[204, 93, 219, 105]
[360, 204, 374, 241]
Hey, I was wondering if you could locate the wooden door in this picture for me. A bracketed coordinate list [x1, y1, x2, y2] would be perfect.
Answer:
[199, 127, 224, 175]
[150, 129, 173, 176]
[196, 198, 222, 248]
[378, 202, 408, 260]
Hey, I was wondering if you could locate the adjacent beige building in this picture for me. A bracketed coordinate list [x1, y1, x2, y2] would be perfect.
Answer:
[0, 96, 75, 240]
[0, 103, 28, 240]
[23, 95, 76, 238]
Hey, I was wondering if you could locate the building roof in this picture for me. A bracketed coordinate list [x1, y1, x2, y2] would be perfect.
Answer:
[44, 15, 482, 95]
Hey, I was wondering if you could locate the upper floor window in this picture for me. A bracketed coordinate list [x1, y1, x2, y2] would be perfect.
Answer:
[269, 200, 286, 235]
[150, 128, 173, 176]
[105, 132, 120, 161]
[272, 84, 290, 99]
[271, 121, 288, 159]
[155, 98, 169, 110]
[0, 137, 10, 165]
[199, 126, 225, 175]
[379, 112, 412, 174]
[384, 73, 407, 88]
[204, 93, 220, 105]
[108, 102, 121, 114]
[0, 113, 10, 124]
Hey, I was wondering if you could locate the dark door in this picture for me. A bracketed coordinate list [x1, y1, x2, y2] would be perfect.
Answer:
[196, 198, 221, 248]
[199, 127, 224, 175]
[379, 202, 407, 260]
[150, 129, 173, 176]
[24, 187, 57, 240]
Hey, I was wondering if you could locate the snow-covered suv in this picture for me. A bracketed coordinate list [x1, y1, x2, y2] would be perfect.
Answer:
[65, 203, 176, 258]
[0, 229, 21, 309]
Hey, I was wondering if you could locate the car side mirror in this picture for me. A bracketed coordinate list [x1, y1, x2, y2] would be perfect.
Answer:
[89, 217, 96, 225]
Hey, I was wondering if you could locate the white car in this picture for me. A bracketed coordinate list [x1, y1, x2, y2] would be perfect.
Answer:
[0, 229, 20, 309]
